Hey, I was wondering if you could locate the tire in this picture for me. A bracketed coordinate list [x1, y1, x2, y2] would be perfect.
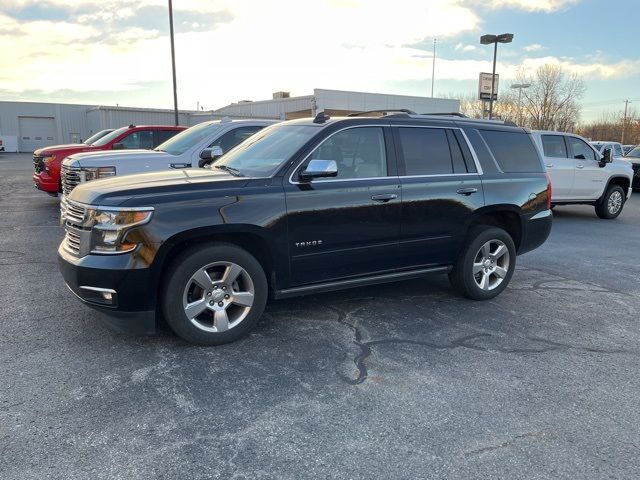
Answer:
[448, 226, 517, 300]
[595, 185, 625, 219]
[161, 243, 268, 345]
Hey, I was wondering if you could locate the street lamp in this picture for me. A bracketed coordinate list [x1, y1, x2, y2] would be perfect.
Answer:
[510, 83, 531, 126]
[168, 0, 179, 126]
[480, 33, 514, 119]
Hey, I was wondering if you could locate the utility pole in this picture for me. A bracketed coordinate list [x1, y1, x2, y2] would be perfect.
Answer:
[431, 38, 437, 98]
[168, 0, 179, 126]
[622, 99, 631, 144]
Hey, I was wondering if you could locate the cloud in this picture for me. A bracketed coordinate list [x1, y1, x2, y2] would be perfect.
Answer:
[470, 0, 579, 11]
[455, 43, 477, 52]
[523, 43, 543, 52]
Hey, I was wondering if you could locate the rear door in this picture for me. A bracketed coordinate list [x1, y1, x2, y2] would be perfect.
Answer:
[284, 125, 401, 285]
[394, 125, 484, 267]
[566, 135, 605, 199]
[540, 134, 574, 200]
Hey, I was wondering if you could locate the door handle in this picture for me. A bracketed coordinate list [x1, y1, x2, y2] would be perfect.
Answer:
[169, 163, 191, 169]
[546, 164, 554, 168]
[456, 187, 478, 196]
[371, 193, 397, 202]
[576, 164, 584, 169]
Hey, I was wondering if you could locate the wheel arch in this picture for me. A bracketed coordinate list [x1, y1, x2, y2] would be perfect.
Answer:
[465, 206, 523, 252]
[603, 176, 631, 200]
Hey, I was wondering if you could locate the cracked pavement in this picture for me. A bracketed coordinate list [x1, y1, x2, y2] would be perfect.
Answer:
[2, 153, 640, 479]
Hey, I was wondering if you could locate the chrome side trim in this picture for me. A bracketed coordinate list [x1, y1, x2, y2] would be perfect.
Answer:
[79, 286, 117, 294]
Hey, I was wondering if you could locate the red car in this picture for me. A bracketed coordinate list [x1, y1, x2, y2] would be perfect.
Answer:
[33, 124, 186, 196]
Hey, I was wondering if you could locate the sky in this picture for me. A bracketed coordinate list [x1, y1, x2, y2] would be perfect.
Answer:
[0, 0, 637, 122]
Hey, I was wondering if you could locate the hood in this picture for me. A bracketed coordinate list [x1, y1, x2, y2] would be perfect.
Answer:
[65, 149, 165, 166]
[68, 168, 250, 206]
[34, 144, 98, 156]
[623, 156, 640, 164]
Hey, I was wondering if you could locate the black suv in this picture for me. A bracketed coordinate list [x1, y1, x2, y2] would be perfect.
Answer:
[58, 112, 552, 345]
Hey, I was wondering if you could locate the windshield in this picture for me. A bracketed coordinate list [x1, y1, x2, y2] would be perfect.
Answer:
[214, 124, 319, 177]
[590, 142, 604, 152]
[627, 146, 640, 158]
[83, 129, 114, 145]
[92, 126, 129, 147]
[155, 121, 221, 156]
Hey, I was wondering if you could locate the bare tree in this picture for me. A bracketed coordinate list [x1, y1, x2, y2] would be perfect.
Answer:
[518, 64, 585, 131]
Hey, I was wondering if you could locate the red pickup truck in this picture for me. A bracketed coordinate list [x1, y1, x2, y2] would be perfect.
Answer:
[33, 124, 186, 196]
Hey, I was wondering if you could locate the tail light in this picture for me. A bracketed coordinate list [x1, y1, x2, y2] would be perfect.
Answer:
[545, 173, 552, 210]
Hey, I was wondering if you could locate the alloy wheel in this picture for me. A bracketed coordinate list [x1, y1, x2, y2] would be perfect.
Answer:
[472, 239, 510, 291]
[182, 261, 255, 333]
[607, 191, 623, 215]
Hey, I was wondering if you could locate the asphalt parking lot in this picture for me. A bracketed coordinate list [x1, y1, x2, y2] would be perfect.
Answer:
[2, 152, 640, 479]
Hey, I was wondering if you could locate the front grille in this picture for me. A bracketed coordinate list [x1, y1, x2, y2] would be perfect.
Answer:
[632, 164, 640, 176]
[62, 200, 88, 257]
[33, 155, 44, 173]
[61, 164, 82, 196]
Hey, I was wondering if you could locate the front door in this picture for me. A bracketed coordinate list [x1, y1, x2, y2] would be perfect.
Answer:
[393, 126, 485, 267]
[540, 134, 574, 200]
[284, 126, 401, 286]
[566, 135, 605, 199]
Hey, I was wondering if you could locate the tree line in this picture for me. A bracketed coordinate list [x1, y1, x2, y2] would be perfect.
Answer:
[449, 64, 638, 145]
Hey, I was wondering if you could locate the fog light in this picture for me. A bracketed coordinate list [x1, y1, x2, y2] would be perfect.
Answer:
[79, 286, 117, 306]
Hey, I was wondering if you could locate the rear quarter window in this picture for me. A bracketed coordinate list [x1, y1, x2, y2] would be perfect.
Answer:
[480, 130, 542, 173]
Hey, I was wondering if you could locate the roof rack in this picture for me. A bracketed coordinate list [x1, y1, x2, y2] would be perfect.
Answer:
[347, 109, 416, 117]
[419, 112, 468, 118]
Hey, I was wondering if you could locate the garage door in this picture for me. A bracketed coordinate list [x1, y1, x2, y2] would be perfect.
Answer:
[18, 117, 56, 152]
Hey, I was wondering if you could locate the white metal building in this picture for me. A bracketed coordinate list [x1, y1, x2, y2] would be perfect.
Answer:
[0, 89, 459, 152]
[212, 88, 460, 120]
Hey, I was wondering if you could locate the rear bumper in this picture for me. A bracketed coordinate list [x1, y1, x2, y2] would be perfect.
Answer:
[58, 243, 157, 333]
[518, 209, 553, 255]
[33, 171, 59, 194]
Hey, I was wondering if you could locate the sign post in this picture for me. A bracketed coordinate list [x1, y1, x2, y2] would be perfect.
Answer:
[478, 72, 499, 119]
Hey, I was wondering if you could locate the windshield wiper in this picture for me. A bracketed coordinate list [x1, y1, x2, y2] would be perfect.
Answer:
[215, 164, 244, 177]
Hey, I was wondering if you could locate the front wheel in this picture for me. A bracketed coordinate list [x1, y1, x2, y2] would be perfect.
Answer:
[449, 226, 516, 300]
[161, 243, 268, 345]
[595, 185, 625, 219]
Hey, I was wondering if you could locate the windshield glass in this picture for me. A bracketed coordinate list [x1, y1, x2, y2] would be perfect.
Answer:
[92, 126, 129, 147]
[83, 129, 114, 145]
[155, 121, 221, 156]
[627, 146, 640, 158]
[590, 142, 605, 152]
[214, 124, 319, 177]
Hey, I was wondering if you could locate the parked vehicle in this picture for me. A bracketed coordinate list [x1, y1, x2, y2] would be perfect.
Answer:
[590, 140, 625, 160]
[59, 119, 276, 199]
[82, 129, 115, 145]
[32, 125, 186, 196]
[532, 131, 633, 219]
[623, 144, 636, 155]
[624, 145, 640, 190]
[58, 112, 552, 345]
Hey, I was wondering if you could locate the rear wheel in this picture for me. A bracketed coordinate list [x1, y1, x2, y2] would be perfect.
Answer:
[162, 243, 268, 345]
[449, 226, 516, 300]
[595, 185, 625, 219]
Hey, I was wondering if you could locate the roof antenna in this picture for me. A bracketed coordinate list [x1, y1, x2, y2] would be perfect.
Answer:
[313, 111, 330, 124]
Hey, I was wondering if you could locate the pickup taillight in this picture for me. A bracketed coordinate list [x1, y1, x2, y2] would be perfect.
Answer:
[545, 173, 552, 210]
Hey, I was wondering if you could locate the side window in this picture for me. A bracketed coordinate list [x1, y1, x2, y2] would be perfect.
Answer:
[209, 126, 263, 153]
[614, 144, 623, 157]
[480, 130, 542, 173]
[156, 130, 178, 146]
[118, 130, 154, 149]
[567, 137, 597, 161]
[309, 127, 387, 180]
[446, 130, 469, 174]
[541, 135, 567, 158]
[398, 127, 453, 175]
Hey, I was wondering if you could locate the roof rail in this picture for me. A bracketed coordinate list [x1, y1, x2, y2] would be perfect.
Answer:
[419, 112, 468, 118]
[347, 109, 416, 117]
[313, 111, 331, 124]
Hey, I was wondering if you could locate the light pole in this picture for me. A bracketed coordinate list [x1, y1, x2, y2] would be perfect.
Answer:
[431, 38, 437, 98]
[480, 33, 514, 119]
[168, 0, 179, 126]
[510, 83, 531, 126]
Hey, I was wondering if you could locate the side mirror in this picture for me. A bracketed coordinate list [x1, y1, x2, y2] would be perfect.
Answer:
[198, 146, 224, 167]
[299, 159, 338, 181]
[598, 148, 612, 167]
[112, 143, 125, 150]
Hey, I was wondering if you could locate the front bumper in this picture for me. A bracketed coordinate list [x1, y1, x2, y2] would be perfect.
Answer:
[58, 243, 157, 332]
[33, 171, 59, 194]
[518, 209, 553, 255]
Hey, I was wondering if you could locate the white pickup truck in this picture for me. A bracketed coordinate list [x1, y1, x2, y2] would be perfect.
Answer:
[531, 130, 633, 219]
[60, 118, 277, 197]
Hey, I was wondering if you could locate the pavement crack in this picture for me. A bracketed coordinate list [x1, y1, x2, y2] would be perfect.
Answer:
[467, 430, 548, 456]
[327, 305, 370, 385]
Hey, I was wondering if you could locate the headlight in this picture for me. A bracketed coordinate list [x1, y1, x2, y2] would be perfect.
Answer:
[82, 166, 116, 181]
[43, 155, 56, 173]
[86, 207, 153, 254]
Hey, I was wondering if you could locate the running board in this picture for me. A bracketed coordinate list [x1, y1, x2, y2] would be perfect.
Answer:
[273, 266, 451, 300]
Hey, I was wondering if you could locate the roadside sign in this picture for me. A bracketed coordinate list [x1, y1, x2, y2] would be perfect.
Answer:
[478, 72, 499, 100]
